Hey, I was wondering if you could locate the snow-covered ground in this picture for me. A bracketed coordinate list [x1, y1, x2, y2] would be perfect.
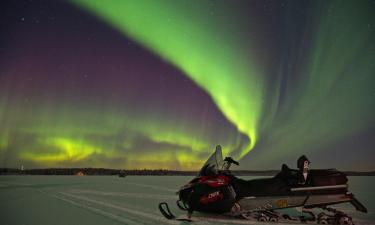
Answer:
[0, 175, 374, 225]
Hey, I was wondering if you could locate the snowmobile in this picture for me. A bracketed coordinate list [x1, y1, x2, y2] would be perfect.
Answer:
[159, 145, 367, 224]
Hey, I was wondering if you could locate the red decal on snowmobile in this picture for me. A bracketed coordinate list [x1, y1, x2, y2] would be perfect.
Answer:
[199, 191, 224, 205]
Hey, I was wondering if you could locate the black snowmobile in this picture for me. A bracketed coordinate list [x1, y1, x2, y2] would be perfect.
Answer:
[159, 145, 367, 224]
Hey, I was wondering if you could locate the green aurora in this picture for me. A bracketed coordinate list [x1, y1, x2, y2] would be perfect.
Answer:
[0, 0, 374, 170]
[73, 0, 266, 158]
[73, 0, 374, 166]
[249, 0, 375, 166]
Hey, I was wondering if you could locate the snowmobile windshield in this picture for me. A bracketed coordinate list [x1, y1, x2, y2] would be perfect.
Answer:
[198, 145, 224, 176]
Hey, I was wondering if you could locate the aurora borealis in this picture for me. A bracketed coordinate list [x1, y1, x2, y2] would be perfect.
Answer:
[0, 0, 374, 170]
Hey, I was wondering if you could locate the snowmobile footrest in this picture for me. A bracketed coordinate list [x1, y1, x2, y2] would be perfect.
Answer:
[159, 202, 176, 219]
[351, 197, 367, 213]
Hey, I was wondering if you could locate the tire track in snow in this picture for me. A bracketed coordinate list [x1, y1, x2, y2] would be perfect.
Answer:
[125, 181, 176, 193]
[59, 192, 262, 225]
[1, 182, 32, 186]
[39, 190, 142, 225]
[68, 189, 177, 201]
[59, 191, 180, 225]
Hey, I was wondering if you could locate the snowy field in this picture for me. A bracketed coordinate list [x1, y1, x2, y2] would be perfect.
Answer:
[0, 175, 374, 225]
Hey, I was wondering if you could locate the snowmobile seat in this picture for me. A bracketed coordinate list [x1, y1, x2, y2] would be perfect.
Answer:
[231, 167, 349, 199]
[232, 176, 290, 198]
[309, 169, 348, 186]
[275, 164, 301, 186]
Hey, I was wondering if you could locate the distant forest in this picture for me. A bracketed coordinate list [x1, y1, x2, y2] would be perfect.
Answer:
[0, 168, 374, 176]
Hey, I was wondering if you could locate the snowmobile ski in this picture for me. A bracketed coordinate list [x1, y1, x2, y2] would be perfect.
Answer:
[159, 202, 192, 222]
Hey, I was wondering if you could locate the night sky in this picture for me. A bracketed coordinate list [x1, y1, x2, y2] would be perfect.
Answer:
[0, 0, 374, 170]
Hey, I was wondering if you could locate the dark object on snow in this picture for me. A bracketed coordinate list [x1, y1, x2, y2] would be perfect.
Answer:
[118, 170, 126, 178]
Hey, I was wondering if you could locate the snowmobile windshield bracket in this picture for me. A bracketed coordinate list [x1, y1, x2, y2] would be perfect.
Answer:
[224, 157, 239, 166]
[223, 157, 239, 171]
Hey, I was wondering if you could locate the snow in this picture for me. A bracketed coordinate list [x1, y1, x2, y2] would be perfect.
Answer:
[0, 175, 374, 225]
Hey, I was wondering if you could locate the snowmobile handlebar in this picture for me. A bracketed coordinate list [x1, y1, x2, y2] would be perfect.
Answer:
[224, 157, 239, 166]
